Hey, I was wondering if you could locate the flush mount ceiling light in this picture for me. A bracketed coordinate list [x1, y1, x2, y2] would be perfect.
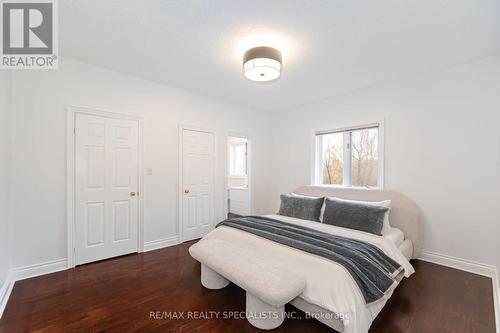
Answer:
[243, 46, 282, 82]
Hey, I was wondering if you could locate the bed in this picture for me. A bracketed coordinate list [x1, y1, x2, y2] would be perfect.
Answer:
[190, 185, 421, 333]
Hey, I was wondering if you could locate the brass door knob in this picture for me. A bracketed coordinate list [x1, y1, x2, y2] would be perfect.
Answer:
[184, 189, 190, 194]
[129, 192, 136, 197]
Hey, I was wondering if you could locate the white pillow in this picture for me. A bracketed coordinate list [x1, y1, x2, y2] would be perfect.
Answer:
[382, 226, 405, 246]
[325, 197, 392, 234]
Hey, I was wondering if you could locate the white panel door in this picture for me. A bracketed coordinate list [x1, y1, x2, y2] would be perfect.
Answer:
[75, 113, 139, 265]
[182, 129, 215, 241]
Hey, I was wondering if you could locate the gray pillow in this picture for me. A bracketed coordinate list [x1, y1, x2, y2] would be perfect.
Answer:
[278, 194, 324, 222]
[323, 197, 389, 235]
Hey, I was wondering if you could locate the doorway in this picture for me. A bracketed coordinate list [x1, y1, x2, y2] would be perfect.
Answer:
[227, 136, 251, 218]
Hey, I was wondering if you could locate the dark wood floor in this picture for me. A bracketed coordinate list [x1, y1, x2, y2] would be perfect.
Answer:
[0, 241, 495, 333]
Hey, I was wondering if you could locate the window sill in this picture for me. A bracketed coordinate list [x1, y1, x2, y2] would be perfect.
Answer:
[312, 184, 382, 190]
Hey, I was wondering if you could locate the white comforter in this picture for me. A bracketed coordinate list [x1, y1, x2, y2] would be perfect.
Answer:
[202, 214, 414, 333]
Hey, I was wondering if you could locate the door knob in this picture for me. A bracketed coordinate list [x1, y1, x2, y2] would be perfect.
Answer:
[129, 192, 136, 197]
[184, 189, 190, 194]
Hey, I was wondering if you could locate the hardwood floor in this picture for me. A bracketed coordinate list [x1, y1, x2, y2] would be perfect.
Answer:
[0, 241, 495, 333]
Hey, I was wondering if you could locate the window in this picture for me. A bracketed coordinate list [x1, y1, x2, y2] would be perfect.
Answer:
[229, 141, 248, 176]
[314, 124, 381, 188]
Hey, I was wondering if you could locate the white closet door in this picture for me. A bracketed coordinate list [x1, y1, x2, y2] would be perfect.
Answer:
[75, 113, 139, 265]
[181, 129, 215, 241]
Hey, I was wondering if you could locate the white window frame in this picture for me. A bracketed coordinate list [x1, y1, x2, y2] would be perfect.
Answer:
[311, 120, 385, 189]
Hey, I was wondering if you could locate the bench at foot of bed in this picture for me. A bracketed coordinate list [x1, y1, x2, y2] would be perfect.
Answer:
[190, 239, 305, 330]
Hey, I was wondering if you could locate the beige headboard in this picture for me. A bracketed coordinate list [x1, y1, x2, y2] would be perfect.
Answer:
[293, 185, 422, 259]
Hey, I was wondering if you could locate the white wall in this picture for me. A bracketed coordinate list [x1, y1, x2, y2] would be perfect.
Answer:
[268, 56, 500, 265]
[0, 71, 12, 287]
[497, 103, 500, 282]
[10, 58, 272, 268]
[7, 54, 500, 272]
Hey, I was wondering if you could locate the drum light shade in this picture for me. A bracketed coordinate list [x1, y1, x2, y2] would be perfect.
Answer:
[243, 46, 282, 82]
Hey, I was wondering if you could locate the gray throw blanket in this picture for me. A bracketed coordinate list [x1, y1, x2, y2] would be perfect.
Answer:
[216, 216, 403, 304]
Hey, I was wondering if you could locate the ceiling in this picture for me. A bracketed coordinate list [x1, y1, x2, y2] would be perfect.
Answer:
[60, 0, 500, 113]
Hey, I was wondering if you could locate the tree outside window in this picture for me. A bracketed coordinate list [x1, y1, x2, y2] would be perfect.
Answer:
[316, 126, 379, 188]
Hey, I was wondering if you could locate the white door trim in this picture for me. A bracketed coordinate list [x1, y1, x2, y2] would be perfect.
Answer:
[224, 132, 253, 217]
[66, 105, 145, 268]
[178, 124, 217, 242]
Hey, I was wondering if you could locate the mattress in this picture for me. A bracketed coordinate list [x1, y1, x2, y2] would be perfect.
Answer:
[398, 239, 413, 261]
[290, 239, 413, 333]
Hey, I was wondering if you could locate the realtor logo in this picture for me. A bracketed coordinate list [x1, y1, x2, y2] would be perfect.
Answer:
[1, 0, 58, 69]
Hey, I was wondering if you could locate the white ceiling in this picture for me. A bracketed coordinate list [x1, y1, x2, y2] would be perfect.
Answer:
[60, 0, 500, 112]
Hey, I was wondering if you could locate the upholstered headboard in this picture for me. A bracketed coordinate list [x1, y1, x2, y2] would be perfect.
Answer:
[293, 185, 422, 259]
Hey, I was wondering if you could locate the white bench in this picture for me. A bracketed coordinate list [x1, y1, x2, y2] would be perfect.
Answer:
[189, 239, 306, 330]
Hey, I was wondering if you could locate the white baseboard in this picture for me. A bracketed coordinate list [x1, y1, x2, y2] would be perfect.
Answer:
[12, 258, 68, 282]
[419, 250, 500, 331]
[0, 272, 15, 319]
[492, 269, 500, 333]
[419, 250, 496, 277]
[0, 258, 67, 319]
[144, 235, 180, 252]
[0, 240, 181, 319]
